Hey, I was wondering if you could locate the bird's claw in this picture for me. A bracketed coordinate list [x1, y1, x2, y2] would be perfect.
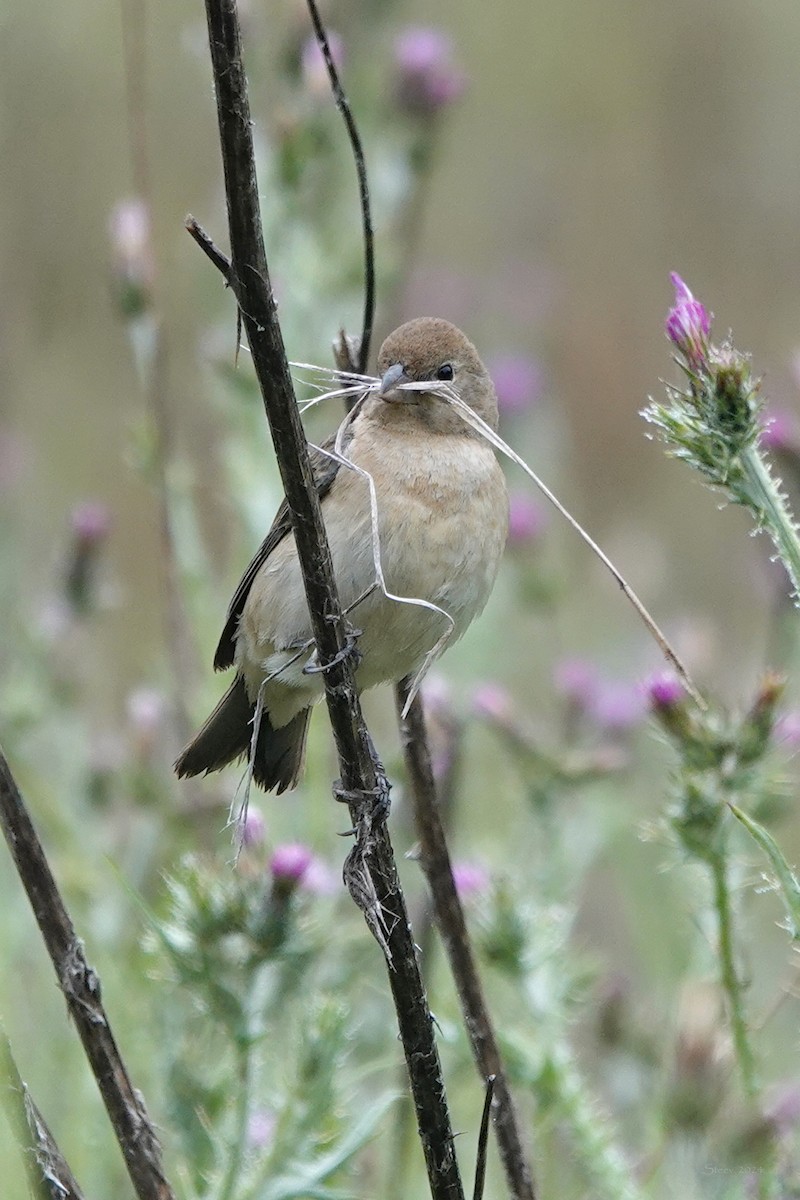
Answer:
[302, 628, 362, 675]
[332, 770, 391, 825]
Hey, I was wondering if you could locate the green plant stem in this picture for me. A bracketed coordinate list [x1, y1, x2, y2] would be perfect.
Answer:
[709, 852, 758, 1101]
[740, 445, 800, 599]
[217, 1041, 252, 1200]
[549, 1044, 642, 1200]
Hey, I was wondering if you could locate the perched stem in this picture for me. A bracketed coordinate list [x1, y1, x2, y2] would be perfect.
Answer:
[0, 748, 175, 1200]
[396, 686, 537, 1200]
[198, 3, 464, 1194]
[389, 704, 462, 1195]
[709, 852, 758, 1101]
[740, 445, 800, 600]
[1, 1027, 85, 1200]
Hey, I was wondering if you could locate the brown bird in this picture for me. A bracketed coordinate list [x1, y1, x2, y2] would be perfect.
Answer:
[175, 317, 508, 793]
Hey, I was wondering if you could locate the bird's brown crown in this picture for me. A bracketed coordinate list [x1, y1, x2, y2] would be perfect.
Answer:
[376, 317, 499, 432]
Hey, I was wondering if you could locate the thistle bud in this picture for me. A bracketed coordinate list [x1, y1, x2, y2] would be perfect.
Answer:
[393, 27, 467, 117]
[665, 273, 711, 373]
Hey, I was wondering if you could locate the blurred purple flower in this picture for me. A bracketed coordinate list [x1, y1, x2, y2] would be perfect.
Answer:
[270, 842, 314, 884]
[430, 746, 455, 783]
[66, 501, 112, 614]
[71, 501, 111, 546]
[421, 673, 452, 716]
[242, 805, 266, 848]
[471, 682, 513, 723]
[452, 861, 490, 898]
[300, 31, 344, 99]
[301, 856, 339, 896]
[393, 27, 467, 116]
[108, 198, 154, 316]
[589, 679, 646, 733]
[247, 1108, 276, 1149]
[760, 406, 800, 454]
[665, 273, 711, 372]
[765, 1082, 800, 1134]
[507, 493, 547, 548]
[488, 353, 543, 417]
[646, 672, 685, 710]
[775, 710, 800, 747]
[126, 686, 167, 758]
[553, 657, 598, 710]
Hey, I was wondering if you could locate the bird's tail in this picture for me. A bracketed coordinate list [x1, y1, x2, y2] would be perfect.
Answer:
[174, 676, 311, 794]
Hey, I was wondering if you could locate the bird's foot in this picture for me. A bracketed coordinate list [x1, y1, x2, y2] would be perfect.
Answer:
[302, 627, 362, 676]
[333, 758, 391, 827]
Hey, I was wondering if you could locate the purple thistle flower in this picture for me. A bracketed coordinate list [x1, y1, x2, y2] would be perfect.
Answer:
[269, 842, 314, 884]
[646, 672, 685, 710]
[665, 273, 711, 372]
[507, 493, 547, 548]
[489, 353, 543, 417]
[393, 27, 467, 116]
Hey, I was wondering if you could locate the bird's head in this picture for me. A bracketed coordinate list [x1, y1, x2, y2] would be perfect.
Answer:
[374, 317, 499, 434]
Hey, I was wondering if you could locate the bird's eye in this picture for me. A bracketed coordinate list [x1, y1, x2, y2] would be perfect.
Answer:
[436, 363, 454, 381]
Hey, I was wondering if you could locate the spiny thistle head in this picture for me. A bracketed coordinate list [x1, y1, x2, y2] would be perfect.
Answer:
[645, 273, 800, 605]
[643, 274, 762, 490]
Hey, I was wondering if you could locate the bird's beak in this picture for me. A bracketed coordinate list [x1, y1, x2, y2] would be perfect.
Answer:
[379, 362, 410, 400]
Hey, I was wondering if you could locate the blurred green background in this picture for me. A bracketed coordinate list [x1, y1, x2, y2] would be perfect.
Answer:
[4, 0, 800, 1197]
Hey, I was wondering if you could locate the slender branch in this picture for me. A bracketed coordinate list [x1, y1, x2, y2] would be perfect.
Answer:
[396, 686, 538, 1200]
[186, 215, 232, 278]
[198, 3, 463, 1194]
[1, 1027, 85, 1200]
[472, 1076, 496, 1200]
[389, 704, 463, 1195]
[0, 748, 176, 1200]
[305, 0, 375, 373]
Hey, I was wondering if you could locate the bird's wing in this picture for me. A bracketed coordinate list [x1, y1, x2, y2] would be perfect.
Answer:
[213, 435, 344, 671]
